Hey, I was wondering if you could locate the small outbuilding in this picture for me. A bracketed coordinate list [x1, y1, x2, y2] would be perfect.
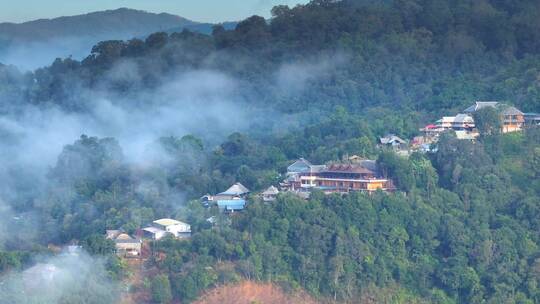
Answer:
[261, 186, 279, 202]
[379, 135, 407, 150]
[105, 230, 142, 257]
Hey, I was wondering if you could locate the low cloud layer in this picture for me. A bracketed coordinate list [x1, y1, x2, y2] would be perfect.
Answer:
[0, 46, 347, 246]
[0, 251, 119, 304]
[0, 65, 259, 245]
[0, 37, 96, 71]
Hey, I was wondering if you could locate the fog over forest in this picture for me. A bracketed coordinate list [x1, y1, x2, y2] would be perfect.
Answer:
[1, 0, 540, 303]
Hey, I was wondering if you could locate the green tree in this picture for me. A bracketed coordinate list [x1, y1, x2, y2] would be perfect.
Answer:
[473, 107, 502, 136]
[151, 274, 173, 304]
[81, 234, 116, 255]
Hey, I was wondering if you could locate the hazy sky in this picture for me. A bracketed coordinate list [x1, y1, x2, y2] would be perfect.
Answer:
[0, 0, 309, 23]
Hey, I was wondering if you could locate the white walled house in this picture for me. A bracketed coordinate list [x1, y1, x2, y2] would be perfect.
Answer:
[153, 219, 191, 238]
[142, 227, 168, 240]
[143, 218, 191, 240]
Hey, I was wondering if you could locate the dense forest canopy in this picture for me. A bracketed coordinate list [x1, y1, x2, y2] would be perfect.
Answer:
[0, 0, 539, 303]
[1, 0, 539, 115]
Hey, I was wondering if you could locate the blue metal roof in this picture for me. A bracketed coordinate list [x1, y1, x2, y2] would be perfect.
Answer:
[217, 199, 246, 211]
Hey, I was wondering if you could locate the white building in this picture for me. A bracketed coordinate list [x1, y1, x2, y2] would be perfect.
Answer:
[143, 218, 191, 240]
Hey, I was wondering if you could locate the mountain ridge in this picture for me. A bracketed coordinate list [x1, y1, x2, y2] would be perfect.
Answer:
[0, 8, 238, 70]
[0, 8, 197, 41]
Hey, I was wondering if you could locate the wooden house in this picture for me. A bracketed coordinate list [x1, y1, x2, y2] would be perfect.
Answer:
[261, 186, 279, 202]
[106, 230, 142, 257]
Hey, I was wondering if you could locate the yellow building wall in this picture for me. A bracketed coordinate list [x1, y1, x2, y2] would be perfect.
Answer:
[367, 181, 384, 190]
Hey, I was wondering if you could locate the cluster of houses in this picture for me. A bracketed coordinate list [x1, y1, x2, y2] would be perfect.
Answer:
[380, 101, 540, 154]
[103, 101, 539, 258]
[106, 218, 191, 257]
[198, 156, 394, 213]
[424, 101, 538, 139]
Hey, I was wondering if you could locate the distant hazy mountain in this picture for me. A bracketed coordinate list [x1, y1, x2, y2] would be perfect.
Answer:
[0, 8, 225, 70]
[0, 8, 197, 41]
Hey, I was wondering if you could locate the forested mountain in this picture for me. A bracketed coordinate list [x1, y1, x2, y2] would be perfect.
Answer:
[0, 8, 195, 41]
[0, 0, 540, 303]
[1, 0, 538, 114]
[0, 8, 224, 70]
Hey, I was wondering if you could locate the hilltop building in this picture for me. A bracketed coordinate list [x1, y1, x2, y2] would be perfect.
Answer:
[282, 158, 395, 194]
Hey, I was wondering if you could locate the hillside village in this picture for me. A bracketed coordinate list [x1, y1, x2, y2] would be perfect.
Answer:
[55, 95, 535, 304]
[102, 100, 540, 260]
[3, 0, 540, 302]
[383, 101, 540, 154]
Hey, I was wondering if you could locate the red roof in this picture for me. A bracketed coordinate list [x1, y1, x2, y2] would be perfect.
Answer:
[426, 124, 437, 129]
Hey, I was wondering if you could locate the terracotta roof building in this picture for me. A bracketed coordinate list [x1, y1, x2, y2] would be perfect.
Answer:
[283, 158, 395, 194]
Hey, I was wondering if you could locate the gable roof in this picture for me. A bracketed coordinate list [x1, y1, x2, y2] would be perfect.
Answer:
[464, 101, 523, 116]
[106, 230, 121, 239]
[114, 233, 141, 244]
[219, 183, 250, 196]
[464, 101, 500, 113]
[287, 158, 312, 172]
[153, 218, 188, 227]
[379, 135, 406, 145]
[262, 186, 279, 196]
[454, 113, 474, 123]
[289, 157, 312, 168]
[501, 106, 523, 116]
[287, 158, 327, 174]
[143, 227, 163, 234]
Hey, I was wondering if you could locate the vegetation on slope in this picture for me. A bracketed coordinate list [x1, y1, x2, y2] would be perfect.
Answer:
[0, 1, 539, 303]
